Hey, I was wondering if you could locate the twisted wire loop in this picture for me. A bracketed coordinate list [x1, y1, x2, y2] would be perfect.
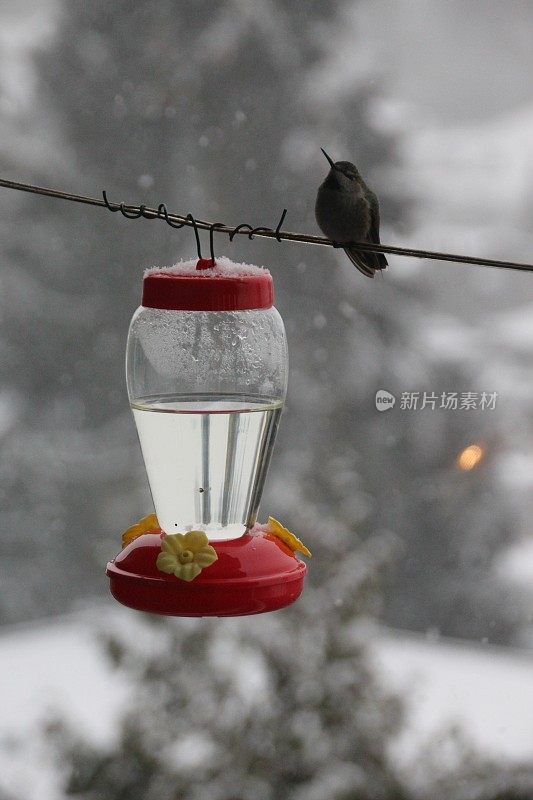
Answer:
[156, 202, 187, 229]
[103, 191, 287, 262]
[229, 223, 254, 242]
[227, 209, 288, 243]
[104, 191, 205, 257]
[209, 223, 226, 262]
[186, 214, 202, 260]
[274, 208, 287, 242]
[1, 177, 533, 273]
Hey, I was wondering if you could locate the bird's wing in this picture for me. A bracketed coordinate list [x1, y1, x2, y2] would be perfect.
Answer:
[367, 190, 388, 268]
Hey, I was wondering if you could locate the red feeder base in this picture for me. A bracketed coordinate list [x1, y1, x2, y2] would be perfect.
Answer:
[106, 528, 307, 617]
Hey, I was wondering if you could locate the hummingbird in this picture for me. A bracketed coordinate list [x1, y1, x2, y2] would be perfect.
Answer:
[315, 148, 387, 279]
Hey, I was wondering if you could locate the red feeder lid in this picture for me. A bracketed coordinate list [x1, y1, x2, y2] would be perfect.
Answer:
[142, 257, 274, 311]
[107, 529, 307, 617]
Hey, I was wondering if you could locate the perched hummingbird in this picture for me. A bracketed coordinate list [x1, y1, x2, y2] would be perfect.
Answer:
[315, 148, 387, 279]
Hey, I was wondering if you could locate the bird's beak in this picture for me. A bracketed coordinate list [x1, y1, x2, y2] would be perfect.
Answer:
[321, 148, 336, 169]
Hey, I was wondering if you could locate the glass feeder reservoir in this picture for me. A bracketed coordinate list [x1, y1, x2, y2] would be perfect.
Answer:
[127, 259, 287, 540]
[107, 257, 307, 616]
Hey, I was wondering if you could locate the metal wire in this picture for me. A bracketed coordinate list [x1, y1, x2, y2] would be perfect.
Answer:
[1, 177, 533, 273]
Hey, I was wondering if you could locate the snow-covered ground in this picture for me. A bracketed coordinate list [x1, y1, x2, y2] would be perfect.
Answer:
[1, 608, 533, 799]
[0, 606, 132, 800]
[371, 630, 533, 768]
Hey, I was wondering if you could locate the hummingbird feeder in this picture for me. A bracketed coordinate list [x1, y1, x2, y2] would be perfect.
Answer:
[107, 256, 309, 616]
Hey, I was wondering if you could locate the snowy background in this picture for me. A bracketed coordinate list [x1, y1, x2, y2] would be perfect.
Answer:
[1, 1, 533, 798]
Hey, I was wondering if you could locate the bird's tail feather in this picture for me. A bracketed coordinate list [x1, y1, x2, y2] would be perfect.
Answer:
[343, 246, 380, 278]
[376, 250, 388, 269]
[361, 247, 388, 270]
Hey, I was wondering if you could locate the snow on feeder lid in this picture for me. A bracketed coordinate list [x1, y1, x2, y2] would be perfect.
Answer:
[106, 257, 310, 617]
[142, 255, 274, 311]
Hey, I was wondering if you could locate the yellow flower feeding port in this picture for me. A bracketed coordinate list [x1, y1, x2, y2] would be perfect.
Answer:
[156, 531, 218, 582]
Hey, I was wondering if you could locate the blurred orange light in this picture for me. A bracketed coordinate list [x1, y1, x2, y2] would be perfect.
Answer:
[456, 444, 485, 471]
